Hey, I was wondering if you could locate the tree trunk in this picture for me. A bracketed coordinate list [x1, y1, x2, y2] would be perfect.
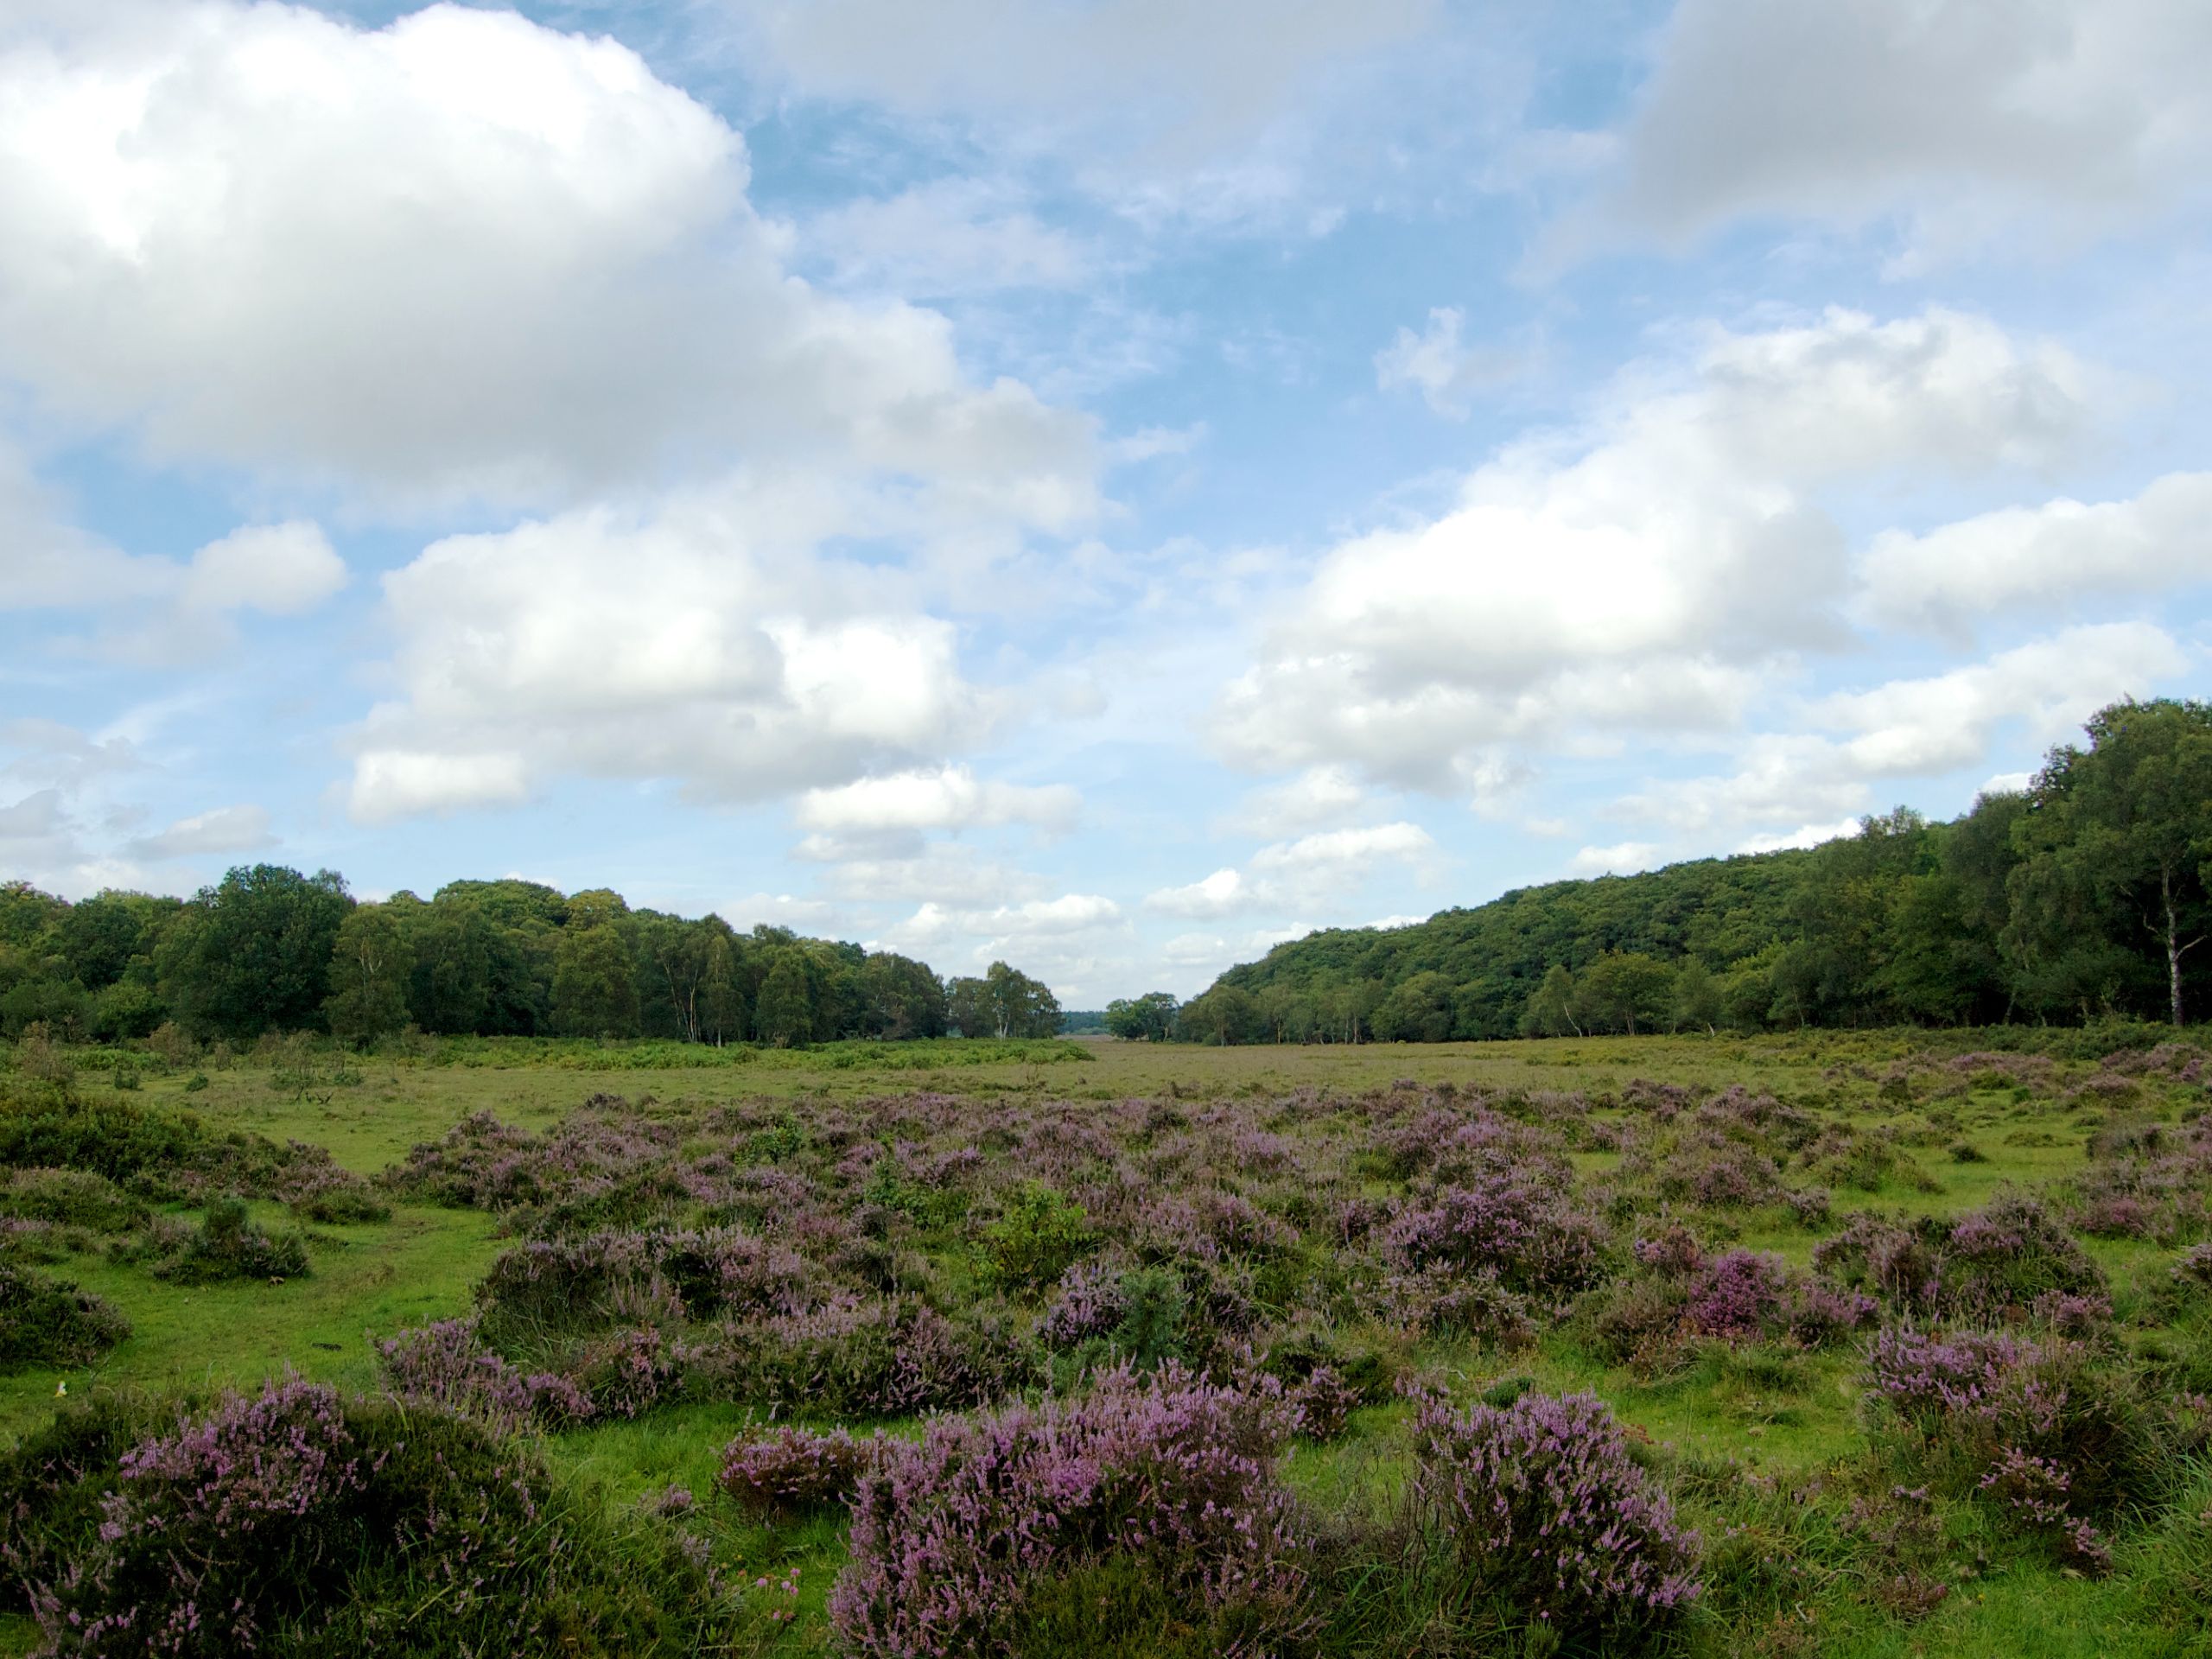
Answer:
[2164, 865, 2187, 1027]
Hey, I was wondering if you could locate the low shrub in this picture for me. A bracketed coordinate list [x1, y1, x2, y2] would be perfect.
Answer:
[718, 1423, 874, 1517]
[0, 1264, 130, 1371]
[1398, 1388, 1701, 1640]
[830, 1363, 1312, 1656]
[149, 1198, 309, 1285]
[1380, 1176, 1610, 1303]
[374, 1317, 594, 1428]
[29, 1378, 737, 1656]
[972, 1183, 1094, 1295]
[0, 1167, 146, 1233]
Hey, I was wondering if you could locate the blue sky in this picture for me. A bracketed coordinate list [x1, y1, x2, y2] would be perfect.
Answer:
[3, 0, 2209, 1003]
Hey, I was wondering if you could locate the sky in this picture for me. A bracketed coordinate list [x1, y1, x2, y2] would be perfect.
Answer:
[2, 0, 2209, 1006]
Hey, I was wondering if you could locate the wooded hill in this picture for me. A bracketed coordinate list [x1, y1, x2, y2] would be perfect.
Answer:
[1174, 698, 2212, 1043]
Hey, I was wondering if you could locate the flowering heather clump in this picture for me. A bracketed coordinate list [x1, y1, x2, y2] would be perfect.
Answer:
[1938, 1193, 2105, 1319]
[830, 1363, 1312, 1657]
[1979, 1447, 2113, 1574]
[1865, 1325, 2139, 1512]
[374, 1317, 594, 1428]
[31, 1378, 732, 1656]
[149, 1198, 308, 1285]
[0, 1167, 146, 1233]
[1382, 1176, 1609, 1302]
[275, 1150, 390, 1224]
[1682, 1249, 1874, 1344]
[719, 1424, 874, 1517]
[2070, 1115, 2212, 1243]
[1815, 1212, 1942, 1308]
[2173, 1242, 2212, 1293]
[1288, 1364, 1362, 1441]
[1634, 1223, 1704, 1277]
[1037, 1260, 1127, 1347]
[1380, 1264, 1535, 1346]
[1403, 1389, 1700, 1638]
[1654, 1140, 1787, 1209]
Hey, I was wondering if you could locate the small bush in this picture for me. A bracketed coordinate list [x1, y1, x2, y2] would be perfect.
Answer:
[830, 1363, 1311, 1656]
[150, 1198, 310, 1285]
[719, 1423, 874, 1517]
[374, 1317, 594, 1428]
[973, 1183, 1094, 1295]
[0, 1265, 130, 1371]
[29, 1378, 736, 1656]
[0, 1167, 146, 1233]
[1399, 1389, 1701, 1640]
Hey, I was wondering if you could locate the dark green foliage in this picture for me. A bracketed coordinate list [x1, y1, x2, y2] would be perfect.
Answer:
[155, 863, 353, 1039]
[1196, 699, 2212, 1041]
[0, 1264, 130, 1370]
[149, 1198, 311, 1285]
[0, 1167, 147, 1232]
[974, 1183, 1095, 1294]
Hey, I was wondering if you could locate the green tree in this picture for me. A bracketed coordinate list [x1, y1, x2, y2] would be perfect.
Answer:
[753, 952, 813, 1046]
[156, 865, 353, 1039]
[1178, 984, 1259, 1045]
[1672, 957, 1722, 1033]
[1372, 970, 1452, 1041]
[1520, 964, 1580, 1038]
[1573, 951, 1675, 1035]
[2009, 700, 2212, 1026]
[324, 905, 410, 1046]
[550, 924, 640, 1038]
[1104, 992, 1179, 1042]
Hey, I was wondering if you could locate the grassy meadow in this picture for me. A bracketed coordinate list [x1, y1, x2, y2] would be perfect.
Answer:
[4, 1029, 2211, 1656]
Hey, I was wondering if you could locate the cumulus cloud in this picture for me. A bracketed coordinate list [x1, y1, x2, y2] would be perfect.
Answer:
[0, 2, 1096, 512]
[1569, 841, 1661, 877]
[794, 765, 1078, 856]
[1858, 472, 2212, 632]
[1147, 822, 1436, 918]
[1619, 622, 2184, 837]
[127, 804, 275, 860]
[1560, 0, 2212, 264]
[882, 890, 1130, 995]
[1738, 819, 1861, 855]
[1217, 307, 2093, 791]
[1374, 307, 1523, 418]
[344, 487, 1023, 821]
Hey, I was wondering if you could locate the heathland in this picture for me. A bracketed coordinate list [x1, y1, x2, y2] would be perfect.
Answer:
[4, 1027, 2212, 1656]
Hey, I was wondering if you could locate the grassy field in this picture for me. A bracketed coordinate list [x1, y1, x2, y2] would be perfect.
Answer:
[3, 1029, 2209, 1656]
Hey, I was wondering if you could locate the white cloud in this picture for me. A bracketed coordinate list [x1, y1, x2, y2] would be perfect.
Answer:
[1620, 622, 2185, 837]
[0, 2, 1095, 512]
[1374, 307, 1522, 418]
[1561, 0, 2212, 264]
[718, 0, 1438, 181]
[1146, 821, 1436, 918]
[1146, 868, 1249, 920]
[1569, 841, 1661, 877]
[882, 890, 1130, 993]
[794, 766, 1077, 852]
[178, 523, 346, 617]
[346, 750, 531, 823]
[1858, 472, 2212, 632]
[127, 803, 274, 860]
[1217, 307, 2092, 791]
[1230, 765, 1368, 838]
[1737, 819, 1861, 855]
[346, 490, 1011, 821]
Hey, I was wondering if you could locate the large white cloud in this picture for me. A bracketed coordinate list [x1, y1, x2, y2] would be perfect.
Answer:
[794, 766, 1078, 847]
[1216, 307, 2094, 791]
[346, 487, 1012, 821]
[0, 2, 1096, 513]
[1859, 472, 2212, 632]
[1562, 0, 2212, 263]
[1618, 622, 2186, 836]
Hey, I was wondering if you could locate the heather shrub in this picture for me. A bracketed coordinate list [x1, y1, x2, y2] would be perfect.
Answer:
[973, 1182, 1094, 1295]
[1814, 1211, 1942, 1308]
[1938, 1192, 2105, 1319]
[1378, 1263, 1536, 1346]
[1287, 1364, 1362, 1441]
[373, 1317, 594, 1428]
[149, 1198, 309, 1285]
[1397, 1389, 1701, 1640]
[0, 1265, 130, 1371]
[1381, 1175, 1609, 1302]
[29, 1379, 735, 1656]
[279, 1158, 391, 1224]
[830, 1363, 1311, 1656]
[1865, 1325, 2145, 1515]
[0, 1167, 146, 1233]
[684, 1294, 1014, 1418]
[718, 1423, 874, 1517]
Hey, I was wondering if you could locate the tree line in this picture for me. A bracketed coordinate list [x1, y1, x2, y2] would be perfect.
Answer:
[1152, 699, 2212, 1043]
[0, 871, 1063, 1046]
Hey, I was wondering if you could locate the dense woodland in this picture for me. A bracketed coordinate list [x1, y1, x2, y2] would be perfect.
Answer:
[1158, 699, 2212, 1044]
[0, 874, 1062, 1046]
